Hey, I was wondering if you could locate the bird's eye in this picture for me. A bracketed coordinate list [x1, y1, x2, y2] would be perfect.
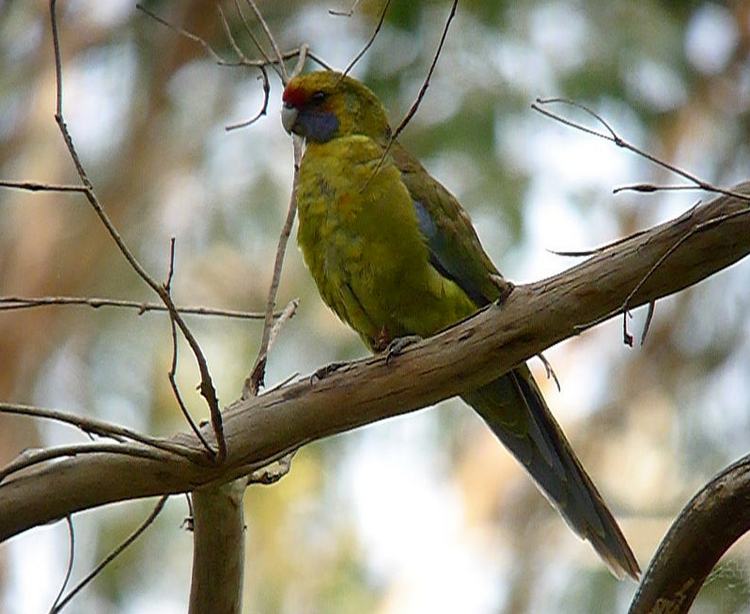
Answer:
[310, 91, 327, 105]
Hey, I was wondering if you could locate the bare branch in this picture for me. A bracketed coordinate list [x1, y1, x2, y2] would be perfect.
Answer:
[52, 496, 169, 613]
[225, 65, 270, 131]
[244, 0, 288, 81]
[244, 139, 303, 397]
[49, 516, 74, 613]
[1, 183, 747, 540]
[0, 403, 205, 462]
[188, 481, 247, 614]
[49, 0, 225, 462]
[267, 298, 299, 355]
[233, 0, 277, 73]
[531, 97, 750, 204]
[0, 180, 87, 193]
[329, 0, 363, 17]
[377, 0, 458, 169]
[628, 453, 750, 614]
[0, 295, 269, 319]
[136, 3, 225, 63]
[342, 0, 392, 77]
[0, 442, 170, 484]
[163, 240, 216, 458]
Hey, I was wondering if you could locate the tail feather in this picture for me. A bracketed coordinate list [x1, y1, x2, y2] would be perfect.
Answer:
[462, 365, 640, 580]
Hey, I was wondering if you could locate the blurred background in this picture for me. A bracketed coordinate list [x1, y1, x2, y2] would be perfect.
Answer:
[1, 0, 749, 612]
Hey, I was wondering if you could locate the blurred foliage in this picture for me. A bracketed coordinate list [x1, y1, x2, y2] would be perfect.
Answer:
[0, 0, 749, 612]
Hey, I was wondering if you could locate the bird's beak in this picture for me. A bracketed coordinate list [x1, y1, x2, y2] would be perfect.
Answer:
[281, 104, 298, 134]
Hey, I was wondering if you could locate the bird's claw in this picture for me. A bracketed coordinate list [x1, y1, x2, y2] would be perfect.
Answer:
[490, 274, 515, 305]
[385, 335, 422, 365]
[310, 361, 346, 383]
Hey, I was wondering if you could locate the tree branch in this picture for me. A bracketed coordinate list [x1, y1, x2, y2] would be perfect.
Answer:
[188, 480, 247, 614]
[628, 453, 750, 614]
[0, 183, 748, 542]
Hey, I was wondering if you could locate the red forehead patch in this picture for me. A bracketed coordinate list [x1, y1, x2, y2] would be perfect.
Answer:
[282, 85, 307, 108]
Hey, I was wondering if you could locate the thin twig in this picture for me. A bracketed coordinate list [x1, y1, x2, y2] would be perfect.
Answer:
[535, 353, 561, 392]
[531, 97, 750, 204]
[136, 4, 226, 62]
[163, 241, 215, 457]
[329, 0, 363, 17]
[545, 228, 650, 258]
[613, 183, 702, 194]
[640, 300, 656, 346]
[217, 1, 274, 128]
[244, 140, 303, 398]
[0, 295, 270, 319]
[49, 516, 74, 614]
[620, 206, 750, 344]
[138, 2, 331, 74]
[51, 497, 169, 613]
[0, 402, 206, 462]
[233, 0, 277, 73]
[289, 43, 309, 79]
[218, 3, 250, 63]
[225, 65, 270, 131]
[376, 0, 459, 170]
[49, 0, 225, 463]
[0, 180, 87, 193]
[342, 0, 392, 77]
[244, 0, 288, 81]
[266, 298, 299, 355]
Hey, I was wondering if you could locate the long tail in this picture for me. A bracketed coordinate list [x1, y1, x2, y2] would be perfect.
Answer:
[462, 364, 640, 580]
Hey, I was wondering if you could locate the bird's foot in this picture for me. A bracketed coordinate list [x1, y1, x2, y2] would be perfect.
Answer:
[384, 335, 423, 365]
[490, 274, 515, 305]
[310, 361, 347, 383]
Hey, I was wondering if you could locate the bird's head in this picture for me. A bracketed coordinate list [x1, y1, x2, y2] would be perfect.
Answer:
[281, 71, 391, 143]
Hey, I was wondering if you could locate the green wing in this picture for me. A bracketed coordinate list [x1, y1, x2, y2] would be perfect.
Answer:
[391, 142, 504, 307]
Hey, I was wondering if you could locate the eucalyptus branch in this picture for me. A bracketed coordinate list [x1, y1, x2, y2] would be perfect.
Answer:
[531, 97, 750, 204]
[629, 453, 750, 614]
[531, 96, 750, 344]
[1, 183, 747, 542]
[0, 442, 170, 484]
[0, 295, 269, 319]
[49, 0, 225, 462]
[0, 403, 204, 462]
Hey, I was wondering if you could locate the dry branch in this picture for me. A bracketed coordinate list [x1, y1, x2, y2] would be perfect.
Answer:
[628, 453, 750, 614]
[0, 183, 748, 542]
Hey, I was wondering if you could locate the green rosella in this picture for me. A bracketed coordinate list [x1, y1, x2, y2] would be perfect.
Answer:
[281, 70, 639, 579]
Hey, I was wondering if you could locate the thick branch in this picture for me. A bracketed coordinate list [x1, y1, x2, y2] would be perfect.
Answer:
[189, 479, 247, 614]
[0, 184, 748, 542]
[628, 453, 750, 614]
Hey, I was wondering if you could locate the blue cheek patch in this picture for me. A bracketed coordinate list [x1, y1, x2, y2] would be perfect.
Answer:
[301, 110, 339, 142]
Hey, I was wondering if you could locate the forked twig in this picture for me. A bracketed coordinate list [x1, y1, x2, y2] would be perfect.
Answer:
[49, 0, 225, 463]
[531, 97, 750, 204]
[532, 96, 750, 344]
[244, 0, 288, 81]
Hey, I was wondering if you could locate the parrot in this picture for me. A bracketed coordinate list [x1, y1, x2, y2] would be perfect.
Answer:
[281, 70, 639, 580]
